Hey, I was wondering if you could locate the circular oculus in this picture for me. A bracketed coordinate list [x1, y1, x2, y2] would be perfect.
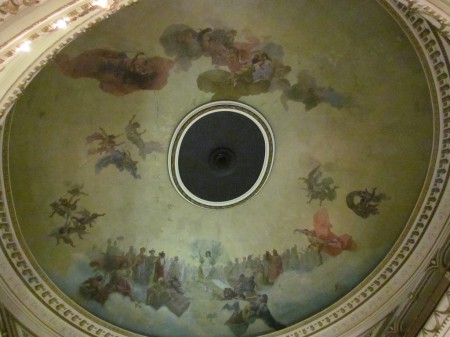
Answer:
[168, 101, 275, 208]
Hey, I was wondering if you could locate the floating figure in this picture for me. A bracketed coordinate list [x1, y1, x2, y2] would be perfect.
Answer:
[125, 115, 163, 159]
[159, 24, 202, 71]
[95, 149, 140, 179]
[48, 185, 104, 247]
[49, 219, 91, 247]
[225, 30, 261, 74]
[293, 228, 339, 265]
[49, 197, 79, 218]
[89, 254, 129, 275]
[102, 261, 135, 303]
[86, 128, 124, 156]
[294, 208, 356, 265]
[280, 70, 349, 111]
[67, 183, 88, 199]
[223, 294, 285, 336]
[199, 250, 215, 279]
[72, 209, 105, 228]
[197, 68, 271, 100]
[49, 220, 88, 247]
[159, 24, 291, 100]
[54, 49, 174, 96]
[49, 225, 76, 247]
[68, 223, 88, 240]
[198, 27, 237, 66]
[346, 188, 388, 218]
[300, 165, 338, 205]
[82, 261, 135, 305]
[252, 52, 273, 81]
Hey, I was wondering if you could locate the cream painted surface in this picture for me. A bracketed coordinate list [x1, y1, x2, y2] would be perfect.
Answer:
[0, 1, 448, 337]
[4, 1, 433, 336]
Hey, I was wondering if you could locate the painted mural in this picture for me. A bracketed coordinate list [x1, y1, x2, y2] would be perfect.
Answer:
[5, 1, 434, 337]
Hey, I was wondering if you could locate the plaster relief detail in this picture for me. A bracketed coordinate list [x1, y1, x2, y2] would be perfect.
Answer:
[418, 286, 450, 336]
[0, 0, 44, 24]
[397, 0, 450, 38]
[0, 0, 135, 72]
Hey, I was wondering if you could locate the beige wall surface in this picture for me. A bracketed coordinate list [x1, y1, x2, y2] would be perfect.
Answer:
[1, 1, 437, 337]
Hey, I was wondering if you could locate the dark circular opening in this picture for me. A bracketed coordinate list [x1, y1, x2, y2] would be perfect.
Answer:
[209, 148, 237, 175]
[177, 110, 266, 202]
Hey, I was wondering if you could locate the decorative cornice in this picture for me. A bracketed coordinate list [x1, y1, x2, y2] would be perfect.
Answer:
[0, 0, 46, 24]
[0, 302, 37, 337]
[0, 0, 127, 71]
[416, 284, 450, 337]
[380, 228, 450, 336]
[397, 0, 450, 38]
[356, 314, 395, 337]
[0, 0, 139, 116]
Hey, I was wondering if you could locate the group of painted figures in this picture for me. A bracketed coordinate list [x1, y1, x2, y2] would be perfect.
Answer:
[76, 207, 356, 335]
[54, 24, 348, 110]
[48, 21, 387, 336]
[86, 115, 162, 178]
[300, 165, 388, 219]
[49, 184, 104, 247]
[80, 240, 289, 335]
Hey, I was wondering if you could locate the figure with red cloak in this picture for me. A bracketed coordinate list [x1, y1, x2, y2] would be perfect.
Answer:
[54, 49, 174, 96]
[103, 262, 135, 302]
[266, 249, 283, 284]
[295, 208, 357, 265]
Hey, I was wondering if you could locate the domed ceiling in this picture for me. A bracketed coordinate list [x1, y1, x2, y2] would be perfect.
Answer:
[0, 0, 446, 337]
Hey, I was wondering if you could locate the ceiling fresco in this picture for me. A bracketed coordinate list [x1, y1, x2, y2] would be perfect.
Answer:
[3, 1, 434, 336]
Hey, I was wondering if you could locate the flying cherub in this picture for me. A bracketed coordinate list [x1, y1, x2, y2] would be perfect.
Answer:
[67, 183, 88, 199]
[125, 115, 163, 159]
[72, 209, 105, 228]
[86, 128, 124, 156]
[49, 225, 76, 247]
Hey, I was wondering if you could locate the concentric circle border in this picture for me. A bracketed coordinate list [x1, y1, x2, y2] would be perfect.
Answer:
[168, 100, 275, 209]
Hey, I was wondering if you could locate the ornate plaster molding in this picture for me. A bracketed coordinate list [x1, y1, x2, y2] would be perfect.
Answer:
[356, 314, 395, 337]
[0, 0, 138, 117]
[396, 0, 450, 38]
[378, 228, 450, 336]
[0, 303, 36, 337]
[0, 0, 45, 24]
[418, 284, 450, 337]
[0, 0, 129, 71]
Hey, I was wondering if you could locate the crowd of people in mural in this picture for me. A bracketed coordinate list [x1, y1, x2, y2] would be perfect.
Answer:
[85, 241, 311, 292]
[78, 207, 356, 334]
[79, 238, 312, 333]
